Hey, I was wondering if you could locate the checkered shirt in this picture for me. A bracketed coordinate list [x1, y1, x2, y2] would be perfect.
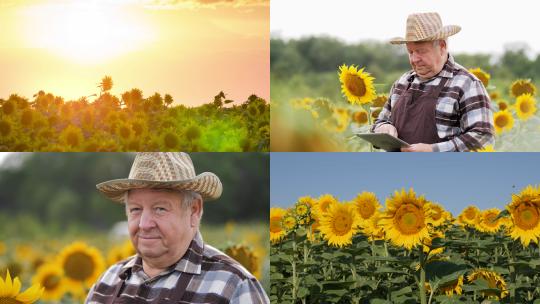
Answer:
[372, 54, 495, 151]
[85, 232, 269, 304]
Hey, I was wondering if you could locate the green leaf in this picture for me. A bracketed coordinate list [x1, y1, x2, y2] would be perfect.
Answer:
[390, 286, 413, 298]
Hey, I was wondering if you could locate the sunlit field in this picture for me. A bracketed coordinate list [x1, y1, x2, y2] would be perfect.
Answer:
[270, 187, 540, 303]
[0, 76, 269, 152]
[0, 222, 269, 303]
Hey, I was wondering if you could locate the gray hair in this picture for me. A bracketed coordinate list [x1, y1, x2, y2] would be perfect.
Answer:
[432, 39, 448, 49]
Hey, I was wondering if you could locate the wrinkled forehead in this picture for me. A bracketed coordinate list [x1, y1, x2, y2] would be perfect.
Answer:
[406, 41, 435, 52]
[125, 188, 181, 204]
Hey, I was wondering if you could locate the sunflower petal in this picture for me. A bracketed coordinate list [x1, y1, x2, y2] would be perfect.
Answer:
[12, 276, 21, 297]
[16, 284, 43, 303]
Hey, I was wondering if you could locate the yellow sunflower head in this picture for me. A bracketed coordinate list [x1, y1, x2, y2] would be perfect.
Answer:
[476, 208, 503, 234]
[224, 244, 260, 279]
[0, 270, 43, 304]
[489, 91, 500, 100]
[270, 207, 287, 244]
[282, 212, 297, 231]
[297, 196, 315, 207]
[324, 108, 350, 133]
[338, 64, 376, 105]
[352, 192, 381, 222]
[497, 100, 508, 111]
[318, 202, 361, 247]
[56, 241, 105, 290]
[510, 79, 537, 97]
[457, 205, 480, 227]
[32, 263, 66, 301]
[379, 188, 432, 250]
[422, 231, 445, 255]
[439, 275, 464, 296]
[467, 269, 509, 299]
[506, 185, 540, 247]
[60, 125, 84, 149]
[515, 93, 537, 121]
[352, 110, 369, 125]
[475, 145, 495, 152]
[362, 211, 385, 241]
[493, 110, 514, 134]
[294, 200, 311, 218]
[372, 94, 388, 107]
[469, 67, 490, 87]
[314, 194, 338, 217]
[426, 202, 450, 227]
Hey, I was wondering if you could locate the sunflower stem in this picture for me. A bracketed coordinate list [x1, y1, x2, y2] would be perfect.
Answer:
[419, 247, 427, 304]
[509, 240, 517, 304]
[291, 231, 298, 301]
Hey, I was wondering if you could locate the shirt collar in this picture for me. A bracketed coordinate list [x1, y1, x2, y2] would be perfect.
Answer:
[119, 231, 204, 280]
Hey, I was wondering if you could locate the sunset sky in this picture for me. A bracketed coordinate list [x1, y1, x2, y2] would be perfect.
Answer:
[0, 0, 269, 106]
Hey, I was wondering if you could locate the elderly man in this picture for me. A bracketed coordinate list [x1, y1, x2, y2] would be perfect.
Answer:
[372, 12, 494, 152]
[86, 152, 269, 303]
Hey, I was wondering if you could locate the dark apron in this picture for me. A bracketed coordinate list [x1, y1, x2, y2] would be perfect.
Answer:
[391, 77, 448, 144]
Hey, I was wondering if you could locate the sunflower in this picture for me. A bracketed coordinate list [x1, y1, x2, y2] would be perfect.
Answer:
[294, 200, 310, 217]
[224, 244, 260, 279]
[489, 91, 500, 100]
[314, 194, 338, 217]
[439, 275, 464, 296]
[324, 108, 350, 133]
[457, 205, 480, 227]
[56, 242, 105, 291]
[497, 100, 508, 111]
[515, 93, 537, 121]
[161, 131, 180, 151]
[426, 202, 450, 227]
[32, 263, 66, 301]
[361, 211, 385, 241]
[476, 145, 495, 152]
[282, 213, 297, 231]
[476, 208, 504, 233]
[20, 109, 34, 127]
[493, 110, 514, 134]
[270, 208, 287, 244]
[2, 100, 15, 116]
[510, 79, 537, 97]
[372, 94, 388, 107]
[468, 269, 509, 299]
[117, 123, 132, 140]
[352, 110, 369, 125]
[318, 202, 361, 247]
[0, 270, 43, 303]
[469, 68, 490, 87]
[338, 64, 376, 105]
[60, 125, 84, 149]
[297, 196, 315, 207]
[352, 192, 381, 222]
[506, 185, 540, 246]
[371, 108, 382, 119]
[379, 188, 432, 250]
[185, 124, 202, 141]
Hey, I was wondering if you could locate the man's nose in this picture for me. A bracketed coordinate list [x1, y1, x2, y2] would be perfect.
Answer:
[139, 210, 156, 230]
[411, 53, 421, 64]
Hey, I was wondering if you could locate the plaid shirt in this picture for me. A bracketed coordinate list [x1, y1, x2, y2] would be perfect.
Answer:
[373, 54, 495, 152]
[85, 232, 269, 304]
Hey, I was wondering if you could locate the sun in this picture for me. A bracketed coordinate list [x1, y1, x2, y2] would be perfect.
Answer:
[21, 1, 155, 64]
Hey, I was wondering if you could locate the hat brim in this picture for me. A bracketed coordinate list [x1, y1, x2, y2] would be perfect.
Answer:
[389, 25, 461, 44]
[96, 172, 222, 203]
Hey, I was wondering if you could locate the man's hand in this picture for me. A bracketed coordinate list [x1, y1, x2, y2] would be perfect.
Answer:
[374, 124, 398, 138]
[401, 143, 433, 152]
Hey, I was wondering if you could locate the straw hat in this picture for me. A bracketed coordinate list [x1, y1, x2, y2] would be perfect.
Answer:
[390, 12, 461, 44]
[96, 152, 222, 203]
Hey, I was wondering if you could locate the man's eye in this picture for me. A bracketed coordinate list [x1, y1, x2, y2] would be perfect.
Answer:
[130, 208, 141, 213]
[156, 207, 167, 213]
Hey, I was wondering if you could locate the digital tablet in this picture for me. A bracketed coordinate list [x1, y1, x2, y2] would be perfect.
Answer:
[356, 133, 410, 152]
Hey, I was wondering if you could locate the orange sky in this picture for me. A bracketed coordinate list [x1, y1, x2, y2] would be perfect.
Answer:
[0, 0, 269, 106]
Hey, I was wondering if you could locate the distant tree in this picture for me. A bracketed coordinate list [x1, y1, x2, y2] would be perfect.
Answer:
[164, 94, 174, 107]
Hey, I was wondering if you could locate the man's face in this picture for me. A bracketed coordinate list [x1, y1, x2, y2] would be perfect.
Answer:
[406, 41, 447, 79]
[126, 189, 199, 262]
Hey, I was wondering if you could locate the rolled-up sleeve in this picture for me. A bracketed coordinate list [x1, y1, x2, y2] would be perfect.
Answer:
[371, 83, 396, 132]
[432, 79, 495, 152]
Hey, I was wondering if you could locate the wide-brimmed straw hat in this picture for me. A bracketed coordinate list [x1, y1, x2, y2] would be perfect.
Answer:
[390, 12, 461, 44]
[96, 152, 222, 203]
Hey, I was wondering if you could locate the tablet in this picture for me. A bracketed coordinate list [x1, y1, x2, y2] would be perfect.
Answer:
[356, 133, 410, 151]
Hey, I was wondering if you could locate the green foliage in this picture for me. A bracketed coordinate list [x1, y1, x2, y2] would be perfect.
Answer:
[0, 153, 269, 230]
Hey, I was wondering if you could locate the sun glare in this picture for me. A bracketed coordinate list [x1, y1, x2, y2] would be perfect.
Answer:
[21, 1, 155, 64]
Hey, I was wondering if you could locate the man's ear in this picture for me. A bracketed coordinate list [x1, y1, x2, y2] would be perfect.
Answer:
[190, 197, 203, 228]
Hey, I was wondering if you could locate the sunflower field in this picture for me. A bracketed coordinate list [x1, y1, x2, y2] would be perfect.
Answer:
[270, 187, 540, 303]
[0, 222, 269, 303]
[0, 76, 269, 152]
[271, 64, 539, 152]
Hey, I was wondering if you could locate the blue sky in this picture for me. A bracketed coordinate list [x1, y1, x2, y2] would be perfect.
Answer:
[271, 153, 540, 216]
